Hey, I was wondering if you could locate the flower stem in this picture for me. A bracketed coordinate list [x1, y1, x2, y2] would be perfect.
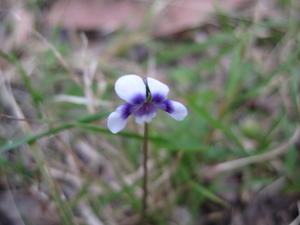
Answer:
[141, 122, 149, 222]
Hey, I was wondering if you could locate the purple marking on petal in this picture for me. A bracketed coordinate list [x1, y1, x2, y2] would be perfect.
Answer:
[131, 94, 146, 104]
[161, 99, 174, 113]
[121, 104, 134, 119]
[135, 102, 157, 116]
[151, 93, 165, 104]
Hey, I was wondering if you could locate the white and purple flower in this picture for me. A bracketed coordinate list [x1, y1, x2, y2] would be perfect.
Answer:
[107, 74, 188, 133]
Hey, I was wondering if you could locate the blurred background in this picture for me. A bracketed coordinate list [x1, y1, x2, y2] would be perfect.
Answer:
[0, 0, 300, 224]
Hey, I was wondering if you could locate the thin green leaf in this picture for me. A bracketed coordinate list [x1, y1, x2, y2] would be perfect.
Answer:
[77, 124, 166, 143]
[190, 181, 228, 207]
[226, 43, 243, 98]
[0, 112, 109, 153]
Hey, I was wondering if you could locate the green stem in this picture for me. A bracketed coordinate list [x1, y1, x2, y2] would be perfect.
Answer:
[141, 122, 149, 222]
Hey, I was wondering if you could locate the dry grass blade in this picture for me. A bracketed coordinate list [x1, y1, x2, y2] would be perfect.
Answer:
[289, 202, 300, 225]
[78, 202, 105, 225]
[204, 127, 300, 177]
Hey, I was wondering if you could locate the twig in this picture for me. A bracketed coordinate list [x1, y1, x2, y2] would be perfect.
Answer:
[205, 127, 300, 176]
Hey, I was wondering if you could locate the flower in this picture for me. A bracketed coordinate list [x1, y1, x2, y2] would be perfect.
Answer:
[107, 74, 188, 133]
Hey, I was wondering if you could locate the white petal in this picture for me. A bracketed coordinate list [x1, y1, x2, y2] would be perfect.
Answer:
[135, 116, 145, 124]
[167, 100, 188, 121]
[107, 110, 128, 134]
[147, 77, 169, 99]
[144, 113, 156, 123]
[115, 74, 146, 103]
[135, 112, 157, 124]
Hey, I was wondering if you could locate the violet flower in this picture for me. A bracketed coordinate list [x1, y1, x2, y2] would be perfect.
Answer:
[107, 74, 188, 133]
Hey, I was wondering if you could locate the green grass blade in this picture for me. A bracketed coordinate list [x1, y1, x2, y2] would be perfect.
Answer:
[226, 42, 243, 98]
[190, 181, 228, 207]
[0, 111, 172, 153]
[0, 111, 109, 153]
[77, 123, 166, 143]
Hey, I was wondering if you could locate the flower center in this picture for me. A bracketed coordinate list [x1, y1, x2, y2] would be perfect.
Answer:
[135, 102, 157, 116]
